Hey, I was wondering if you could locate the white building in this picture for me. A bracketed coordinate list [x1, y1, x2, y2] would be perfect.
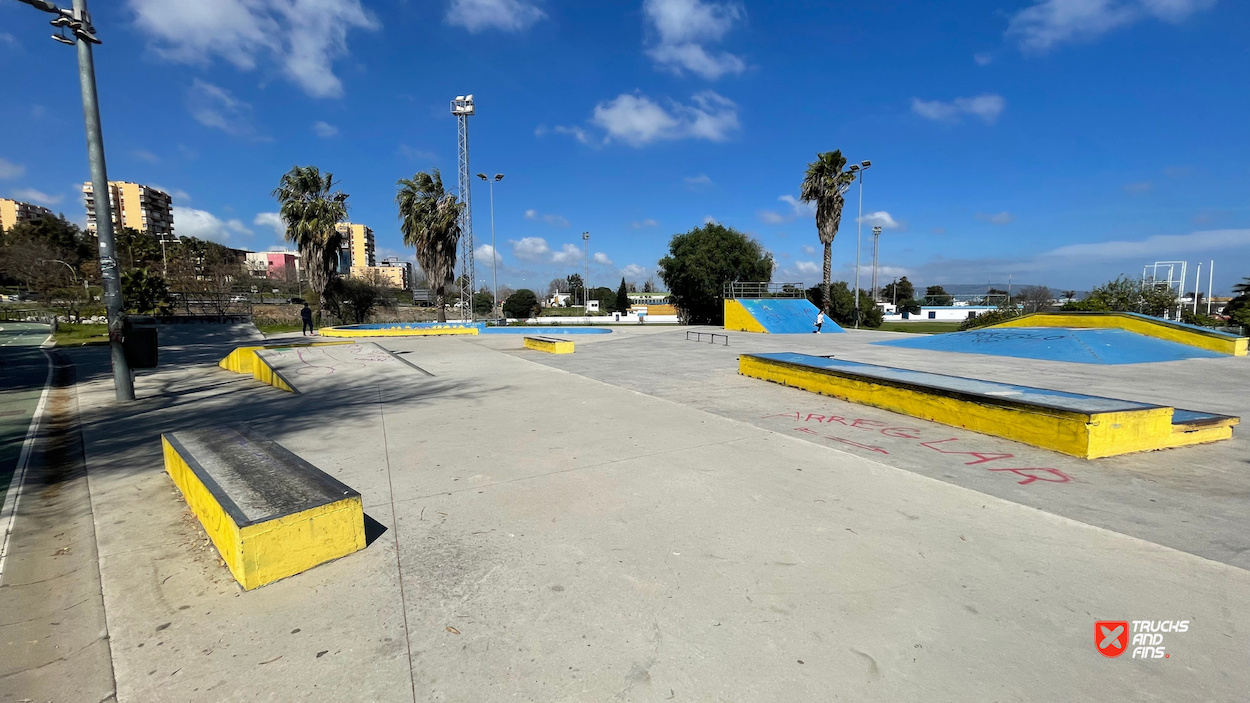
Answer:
[881, 304, 1003, 322]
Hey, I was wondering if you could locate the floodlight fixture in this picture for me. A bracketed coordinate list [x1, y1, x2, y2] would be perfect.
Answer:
[477, 173, 488, 180]
[494, 173, 504, 181]
[861, 160, 872, 168]
[848, 164, 860, 173]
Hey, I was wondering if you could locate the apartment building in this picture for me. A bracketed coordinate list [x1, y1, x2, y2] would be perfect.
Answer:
[0, 198, 56, 231]
[334, 222, 375, 271]
[83, 181, 174, 239]
[246, 251, 301, 281]
[351, 262, 412, 290]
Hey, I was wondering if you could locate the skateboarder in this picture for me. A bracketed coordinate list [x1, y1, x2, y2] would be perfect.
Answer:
[813, 310, 825, 334]
[301, 303, 314, 336]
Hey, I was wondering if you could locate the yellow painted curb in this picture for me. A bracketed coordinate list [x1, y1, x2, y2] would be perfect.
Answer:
[724, 299, 768, 333]
[220, 341, 350, 393]
[738, 354, 1238, 459]
[524, 336, 574, 354]
[989, 312, 1248, 356]
[162, 428, 365, 590]
[317, 325, 479, 338]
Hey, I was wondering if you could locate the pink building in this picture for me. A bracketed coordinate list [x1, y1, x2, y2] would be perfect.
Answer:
[246, 251, 299, 281]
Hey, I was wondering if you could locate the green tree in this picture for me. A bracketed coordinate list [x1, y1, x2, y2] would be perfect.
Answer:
[1221, 277, 1250, 326]
[503, 289, 540, 319]
[272, 166, 348, 320]
[1061, 275, 1177, 317]
[396, 169, 463, 322]
[329, 277, 392, 323]
[800, 150, 856, 307]
[121, 267, 170, 314]
[898, 298, 923, 315]
[565, 273, 584, 304]
[658, 222, 773, 324]
[924, 285, 952, 305]
[882, 277, 914, 304]
[615, 277, 630, 313]
[588, 286, 616, 313]
[817, 281, 884, 328]
[472, 290, 494, 316]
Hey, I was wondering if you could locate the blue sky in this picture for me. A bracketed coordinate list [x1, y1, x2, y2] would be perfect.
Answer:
[1, 0, 1247, 294]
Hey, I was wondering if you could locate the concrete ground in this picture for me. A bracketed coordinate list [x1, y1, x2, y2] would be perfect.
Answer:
[0, 323, 52, 503]
[3, 322, 1249, 701]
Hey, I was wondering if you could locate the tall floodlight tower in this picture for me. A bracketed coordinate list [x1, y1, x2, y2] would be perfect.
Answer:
[451, 95, 476, 320]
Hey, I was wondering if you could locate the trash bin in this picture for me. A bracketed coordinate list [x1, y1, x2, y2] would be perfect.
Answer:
[122, 315, 158, 369]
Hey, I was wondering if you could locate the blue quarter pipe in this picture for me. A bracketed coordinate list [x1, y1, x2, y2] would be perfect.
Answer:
[874, 327, 1224, 364]
[737, 299, 844, 334]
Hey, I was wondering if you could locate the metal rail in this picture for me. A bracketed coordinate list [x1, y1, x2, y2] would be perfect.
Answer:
[686, 331, 729, 346]
[722, 282, 805, 300]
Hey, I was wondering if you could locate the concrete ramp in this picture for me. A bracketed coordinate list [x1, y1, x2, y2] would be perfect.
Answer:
[253, 342, 430, 393]
[989, 312, 1247, 356]
[725, 298, 842, 334]
[875, 327, 1225, 364]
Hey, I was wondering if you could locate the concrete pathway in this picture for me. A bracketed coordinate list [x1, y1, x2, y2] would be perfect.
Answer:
[47, 325, 1250, 701]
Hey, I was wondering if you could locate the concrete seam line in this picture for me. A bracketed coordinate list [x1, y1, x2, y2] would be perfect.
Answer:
[377, 385, 418, 703]
[0, 349, 54, 585]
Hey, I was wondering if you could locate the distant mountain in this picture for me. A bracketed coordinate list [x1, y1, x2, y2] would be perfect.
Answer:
[926, 283, 1088, 298]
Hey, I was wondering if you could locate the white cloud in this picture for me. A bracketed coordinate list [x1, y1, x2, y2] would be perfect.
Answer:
[1006, 0, 1214, 52]
[631, 219, 660, 229]
[621, 263, 646, 279]
[684, 173, 714, 189]
[398, 144, 438, 163]
[1123, 181, 1153, 194]
[911, 94, 1006, 124]
[511, 236, 552, 262]
[801, 245, 817, 256]
[131, 149, 161, 163]
[129, 0, 377, 99]
[974, 52, 994, 65]
[859, 211, 901, 230]
[524, 209, 569, 227]
[550, 125, 592, 145]
[475, 243, 502, 266]
[9, 188, 62, 206]
[1039, 229, 1249, 262]
[253, 212, 285, 237]
[794, 261, 820, 276]
[0, 157, 25, 180]
[593, 252, 614, 265]
[312, 121, 338, 137]
[975, 211, 1015, 225]
[0, 33, 16, 47]
[551, 243, 582, 265]
[591, 91, 739, 147]
[643, 0, 746, 79]
[175, 206, 252, 243]
[447, 0, 546, 33]
[187, 80, 262, 138]
[703, 215, 717, 224]
[761, 194, 815, 224]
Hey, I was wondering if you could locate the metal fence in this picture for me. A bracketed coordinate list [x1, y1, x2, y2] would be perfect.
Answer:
[722, 282, 806, 299]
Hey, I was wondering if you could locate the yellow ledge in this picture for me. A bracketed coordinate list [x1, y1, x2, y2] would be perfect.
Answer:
[724, 299, 768, 333]
[220, 341, 350, 393]
[738, 354, 1238, 459]
[989, 312, 1248, 356]
[162, 432, 365, 590]
[524, 336, 574, 354]
[317, 325, 479, 338]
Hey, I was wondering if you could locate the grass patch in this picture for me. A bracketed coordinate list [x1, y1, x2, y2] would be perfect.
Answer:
[539, 307, 589, 317]
[54, 323, 109, 346]
[876, 321, 961, 334]
[256, 322, 304, 336]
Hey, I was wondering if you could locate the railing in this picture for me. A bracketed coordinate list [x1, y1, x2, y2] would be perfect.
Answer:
[686, 330, 729, 346]
[723, 282, 805, 299]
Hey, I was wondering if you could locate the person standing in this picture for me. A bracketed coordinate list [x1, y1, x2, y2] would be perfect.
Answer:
[300, 303, 314, 336]
[813, 310, 825, 334]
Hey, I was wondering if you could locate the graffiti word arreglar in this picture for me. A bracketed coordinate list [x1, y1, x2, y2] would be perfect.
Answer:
[762, 411, 1073, 486]
[967, 331, 1067, 344]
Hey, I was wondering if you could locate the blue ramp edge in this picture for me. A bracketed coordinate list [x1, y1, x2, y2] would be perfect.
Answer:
[738, 298, 844, 334]
[873, 327, 1224, 365]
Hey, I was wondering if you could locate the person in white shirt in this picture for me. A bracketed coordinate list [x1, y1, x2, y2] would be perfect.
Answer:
[813, 310, 825, 333]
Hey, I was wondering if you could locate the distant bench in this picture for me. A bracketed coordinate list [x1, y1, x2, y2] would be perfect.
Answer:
[739, 352, 1238, 459]
[162, 424, 365, 590]
[524, 336, 574, 354]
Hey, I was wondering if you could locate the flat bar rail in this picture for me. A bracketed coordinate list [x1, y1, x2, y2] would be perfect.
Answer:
[722, 282, 806, 300]
[687, 331, 729, 346]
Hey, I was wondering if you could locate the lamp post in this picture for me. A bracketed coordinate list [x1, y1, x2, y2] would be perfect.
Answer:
[870, 225, 882, 302]
[582, 232, 590, 320]
[847, 160, 872, 329]
[476, 173, 504, 319]
[17, 0, 132, 399]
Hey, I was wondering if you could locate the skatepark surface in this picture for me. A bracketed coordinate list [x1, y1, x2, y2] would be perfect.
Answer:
[3, 322, 1249, 701]
[876, 326, 1226, 364]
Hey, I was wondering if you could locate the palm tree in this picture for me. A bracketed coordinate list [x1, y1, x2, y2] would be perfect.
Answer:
[272, 166, 348, 321]
[1233, 278, 1250, 296]
[800, 150, 856, 309]
[396, 169, 463, 322]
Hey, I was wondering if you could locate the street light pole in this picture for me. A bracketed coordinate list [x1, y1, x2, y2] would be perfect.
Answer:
[871, 225, 882, 302]
[477, 173, 504, 319]
[848, 160, 871, 329]
[18, 0, 132, 399]
[582, 232, 590, 321]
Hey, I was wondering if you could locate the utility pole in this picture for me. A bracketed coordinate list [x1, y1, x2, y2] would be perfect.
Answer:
[582, 232, 590, 321]
[870, 225, 882, 302]
[477, 173, 504, 319]
[847, 160, 872, 328]
[18, 0, 132, 399]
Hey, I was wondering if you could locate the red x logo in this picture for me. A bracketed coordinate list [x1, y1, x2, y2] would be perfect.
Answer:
[1096, 621, 1129, 658]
